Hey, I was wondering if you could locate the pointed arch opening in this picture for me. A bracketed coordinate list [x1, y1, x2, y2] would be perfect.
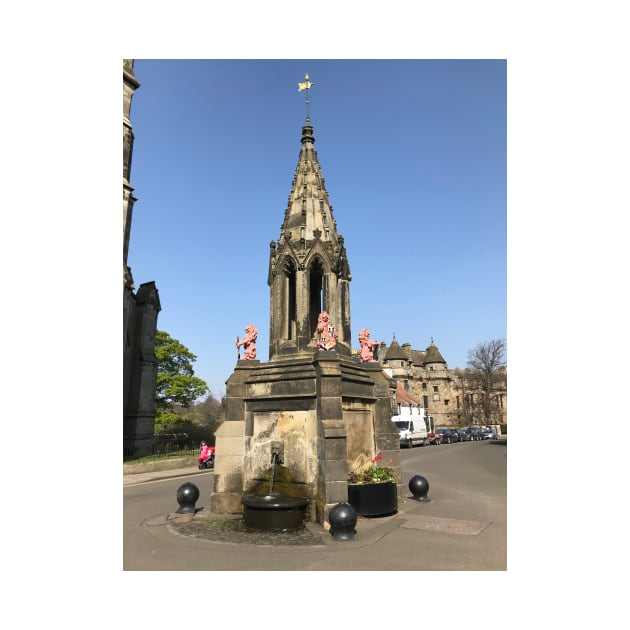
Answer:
[283, 258, 297, 340]
[308, 257, 324, 338]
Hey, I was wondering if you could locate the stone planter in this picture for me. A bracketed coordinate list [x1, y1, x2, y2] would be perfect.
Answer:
[347, 482, 398, 517]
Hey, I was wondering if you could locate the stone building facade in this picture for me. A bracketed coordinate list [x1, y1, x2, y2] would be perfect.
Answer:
[373, 337, 507, 430]
[123, 60, 161, 457]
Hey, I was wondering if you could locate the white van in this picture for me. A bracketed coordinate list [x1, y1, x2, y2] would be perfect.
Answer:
[392, 411, 435, 448]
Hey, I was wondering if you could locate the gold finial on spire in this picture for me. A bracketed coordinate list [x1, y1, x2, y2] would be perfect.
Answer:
[298, 73, 314, 120]
[298, 73, 314, 92]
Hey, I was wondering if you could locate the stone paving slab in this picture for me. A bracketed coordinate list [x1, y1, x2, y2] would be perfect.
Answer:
[400, 514, 490, 535]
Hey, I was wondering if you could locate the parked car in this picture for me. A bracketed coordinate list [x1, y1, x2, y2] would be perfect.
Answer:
[481, 428, 498, 440]
[465, 427, 484, 441]
[453, 429, 470, 442]
[435, 428, 458, 444]
[432, 428, 445, 444]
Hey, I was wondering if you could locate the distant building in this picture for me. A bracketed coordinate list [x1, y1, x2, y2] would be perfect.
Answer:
[123, 60, 161, 457]
[360, 336, 506, 430]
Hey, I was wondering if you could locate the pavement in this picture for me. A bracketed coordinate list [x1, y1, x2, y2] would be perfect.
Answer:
[123, 462, 207, 487]
[123, 446, 507, 570]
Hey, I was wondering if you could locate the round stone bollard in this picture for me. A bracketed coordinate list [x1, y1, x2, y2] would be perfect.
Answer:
[176, 482, 200, 514]
[328, 502, 357, 541]
[409, 475, 431, 502]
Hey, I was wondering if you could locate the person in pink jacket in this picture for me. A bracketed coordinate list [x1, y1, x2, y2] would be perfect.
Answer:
[198, 440, 210, 463]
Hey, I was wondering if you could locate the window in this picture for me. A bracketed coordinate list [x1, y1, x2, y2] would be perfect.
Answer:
[422, 383, 427, 390]
[444, 399, 449, 406]
[433, 386, 438, 393]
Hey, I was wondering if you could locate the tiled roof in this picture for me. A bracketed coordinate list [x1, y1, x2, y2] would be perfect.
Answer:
[396, 384, 420, 406]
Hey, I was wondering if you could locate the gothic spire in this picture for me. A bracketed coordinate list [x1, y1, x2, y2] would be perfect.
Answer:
[267, 74, 352, 358]
[274, 75, 347, 271]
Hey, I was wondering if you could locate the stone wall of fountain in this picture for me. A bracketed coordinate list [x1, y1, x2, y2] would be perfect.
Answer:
[243, 410, 317, 496]
[211, 353, 400, 527]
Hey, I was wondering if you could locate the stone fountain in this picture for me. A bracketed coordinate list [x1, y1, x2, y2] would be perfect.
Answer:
[209, 106, 402, 530]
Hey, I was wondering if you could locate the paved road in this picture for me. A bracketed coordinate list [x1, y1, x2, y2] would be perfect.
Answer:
[123, 439, 506, 570]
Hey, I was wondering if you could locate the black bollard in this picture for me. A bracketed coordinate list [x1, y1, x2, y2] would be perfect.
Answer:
[328, 502, 357, 541]
[176, 482, 200, 514]
[408, 475, 431, 502]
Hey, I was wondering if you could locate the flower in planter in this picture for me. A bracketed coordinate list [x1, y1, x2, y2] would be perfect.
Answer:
[348, 452, 397, 485]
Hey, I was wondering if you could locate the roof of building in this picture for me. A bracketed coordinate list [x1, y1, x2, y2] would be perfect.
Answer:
[423, 342, 447, 364]
[384, 337, 408, 361]
[396, 384, 420, 406]
[409, 349, 427, 365]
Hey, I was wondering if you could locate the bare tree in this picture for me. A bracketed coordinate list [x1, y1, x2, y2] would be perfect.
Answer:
[180, 393, 226, 442]
[451, 368, 476, 426]
[466, 338, 507, 425]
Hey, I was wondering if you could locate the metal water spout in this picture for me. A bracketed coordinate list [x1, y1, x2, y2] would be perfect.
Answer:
[268, 441, 284, 496]
[271, 441, 284, 465]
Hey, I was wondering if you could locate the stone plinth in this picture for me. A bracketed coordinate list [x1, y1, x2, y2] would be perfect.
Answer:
[210, 353, 399, 526]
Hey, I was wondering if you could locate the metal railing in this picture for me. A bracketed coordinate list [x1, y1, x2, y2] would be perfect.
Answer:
[123, 433, 199, 462]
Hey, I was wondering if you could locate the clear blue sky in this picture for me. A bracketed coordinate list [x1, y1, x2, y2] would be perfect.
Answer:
[128, 59, 506, 398]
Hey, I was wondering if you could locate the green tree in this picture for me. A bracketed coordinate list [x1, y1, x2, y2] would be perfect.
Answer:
[154, 330, 209, 433]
